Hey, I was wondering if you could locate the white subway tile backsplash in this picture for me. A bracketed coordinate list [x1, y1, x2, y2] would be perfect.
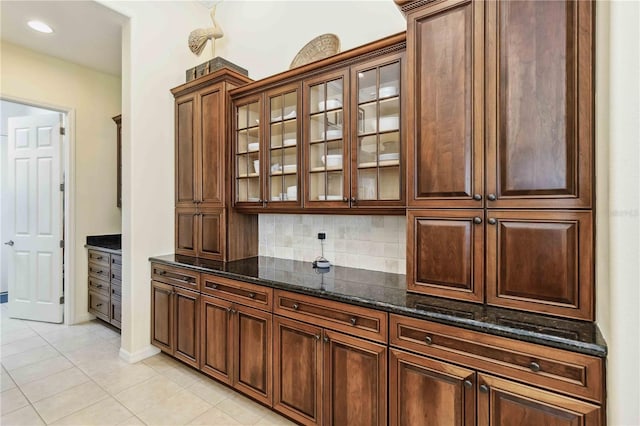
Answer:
[259, 214, 406, 274]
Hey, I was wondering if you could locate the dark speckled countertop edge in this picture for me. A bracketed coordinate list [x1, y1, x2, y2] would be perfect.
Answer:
[85, 244, 122, 255]
[149, 255, 607, 358]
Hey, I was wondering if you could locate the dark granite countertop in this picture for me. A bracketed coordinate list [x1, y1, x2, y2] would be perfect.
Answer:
[149, 254, 607, 358]
[86, 234, 121, 254]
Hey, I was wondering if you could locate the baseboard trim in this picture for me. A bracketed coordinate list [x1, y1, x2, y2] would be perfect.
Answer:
[119, 345, 160, 364]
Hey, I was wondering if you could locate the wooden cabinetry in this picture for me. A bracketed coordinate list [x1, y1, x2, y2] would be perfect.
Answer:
[112, 115, 122, 208]
[87, 248, 121, 329]
[150, 265, 200, 368]
[273, 290, 388, 426]
[230, 35, 406, 213]
[404, 0, 595, 320]
[172, 70, 257, 261]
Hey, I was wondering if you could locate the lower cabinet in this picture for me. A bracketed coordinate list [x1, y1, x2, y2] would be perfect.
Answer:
[273, 316, 387, 426]
[199, 294, 272, 406]
[150, 280, 200, 368]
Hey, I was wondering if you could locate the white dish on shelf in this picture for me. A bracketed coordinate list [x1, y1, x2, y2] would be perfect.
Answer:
[247, 197, 260, 202]
[321, 154, 343, 168]
[284, 110, 296, 119]
[287, 185, 297, 199]
[283, 138, 297, 146]
[318, 195, 343, 201]
[321, 129, 342, 140]
[379, 153, 400, 162]
[379, 85, 398, 97]
[379, 116, 399, 131]
[271, 163, 281, 173]
[253, 160, 260, 174]
[318, 99, 342, 111]
[247, 142, 259, 151]
[283, 164, 297, 173]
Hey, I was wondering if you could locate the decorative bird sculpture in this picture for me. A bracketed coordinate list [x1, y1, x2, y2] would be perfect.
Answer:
[188, 4, 224, 58]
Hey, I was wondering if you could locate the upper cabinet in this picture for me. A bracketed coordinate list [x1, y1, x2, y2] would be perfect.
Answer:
[407, 0, 593, 209]
[230, 36, 406, 213]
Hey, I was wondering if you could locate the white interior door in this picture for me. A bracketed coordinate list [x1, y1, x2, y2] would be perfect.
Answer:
[6, 114, 63, 323]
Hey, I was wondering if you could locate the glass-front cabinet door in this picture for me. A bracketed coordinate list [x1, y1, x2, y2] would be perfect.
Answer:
[304, 69, 350, 208]
[266, 84, 301, 207]
[234, 96, 263, 205]
[351, 54, 404, 207]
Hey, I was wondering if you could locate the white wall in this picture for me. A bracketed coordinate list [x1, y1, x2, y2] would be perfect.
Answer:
[0, 42, 122, 322]
[0, 101, 58, 295]
[598, 1, 640, 424]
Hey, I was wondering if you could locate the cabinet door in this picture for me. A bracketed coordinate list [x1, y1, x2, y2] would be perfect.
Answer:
[199, 85, 225, 206]
[323, 329, 387, 426]
[200, 295, 234, 384]
[477, 374, 602, 426]
[233, 304, 272, 405]
[234, 95, 264, 207]
[304, 69, 350, 209]
[486, 211, 593, 320]
[110, 297, 122, 329]
[175, 207, 197, 257]
[151, 281, 174, 353]
[351, 52, 405, 208]
[173, 287, 200, 368]
[406, 0, 484, 208]
[197, 207, 225, 261]
[485, 0, 593, 208]
[175, 93, 197, 207]
[273, 316, 323, 426]
[389, 348, 475, 426]
[407, 210, 484, 303]
[265, 83, 302, 208]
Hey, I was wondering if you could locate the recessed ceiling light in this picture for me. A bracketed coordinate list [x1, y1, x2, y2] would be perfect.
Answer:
[27, 20, 54, 34]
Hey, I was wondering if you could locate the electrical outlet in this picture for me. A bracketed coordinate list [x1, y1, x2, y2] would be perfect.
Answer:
[317, 232, 326, 240]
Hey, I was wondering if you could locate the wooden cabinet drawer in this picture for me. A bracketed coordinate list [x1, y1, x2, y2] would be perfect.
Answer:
[201, 274, 272, 311]
[274, 290, 388, 344]
[151, 262, 199, 291]
[110, 264, 122, 282]
[88, 262, 110, 281]
[389, 314, 604, 403]
[111, 283, 122, 299]
[89, 290, 109, 320]
[88, 277, 109, 297]
[111, 254, 122, 266]
[88, 250, 110, 267]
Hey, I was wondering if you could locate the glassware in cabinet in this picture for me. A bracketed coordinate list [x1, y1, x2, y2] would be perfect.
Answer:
[235, 98, 263, 204]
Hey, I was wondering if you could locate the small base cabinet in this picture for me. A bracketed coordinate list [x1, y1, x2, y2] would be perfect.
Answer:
[87, 249, 121, 329]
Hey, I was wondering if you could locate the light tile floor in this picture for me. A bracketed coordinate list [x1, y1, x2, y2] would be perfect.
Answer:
[0, 304, 295, 426]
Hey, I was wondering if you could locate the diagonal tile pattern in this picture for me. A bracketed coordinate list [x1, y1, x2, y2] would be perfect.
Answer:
[0, 304, 295, 425]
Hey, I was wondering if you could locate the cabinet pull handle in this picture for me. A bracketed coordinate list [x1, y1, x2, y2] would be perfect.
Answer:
[424, 335, 433, 345]
[529, 361, 541, 372]
[231, 308, 237, 314]
[209, 283, 218, 289]
[463, 380, 473, 388]
[350, 197, 356, 204]
[323, 336, 329, 343]
[226, 307, 232, 313]
[487, 193, 497, 201]
[479, 384, 489, 393]
[473, 194, 482, 201]
[292, 303, 299, 310]
[95, 255, 103, 260]
[157, 270, 166, 275]
[342, 197, 348, 202]
[248, 292, 256, 299]
[488, 218, 497, 225]
[350, 317, 357, 326]
[473, 217, 482, 224]
[315, 335, 321, 340]
[96, 303, 103, 307]
[96, 284, 103, 288]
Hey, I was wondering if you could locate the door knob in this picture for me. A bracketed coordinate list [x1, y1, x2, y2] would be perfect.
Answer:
[4, 240, 14, 246]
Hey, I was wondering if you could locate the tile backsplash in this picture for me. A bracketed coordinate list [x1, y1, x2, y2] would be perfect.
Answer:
[258, 214, 406, 275]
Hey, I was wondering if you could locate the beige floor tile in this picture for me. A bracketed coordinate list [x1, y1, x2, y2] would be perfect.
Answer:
[254, 411, 297, 426]
[136, 388, 212, 426]
[114, 375, 184, 414]
[76, 356, 131, 377]
[1, 344, 59, 371]
[49, 332, 108, 353]
[20, 367, 90, 403]
[0, 388, 29, 415]
[187, 407, 242, 425]
[63, 343, 120, 363]
[0, 404, 45, 426]
[0, 328, 37, 345]
[154, 361, 201, 388]
[116, 416, 146, 426]
[32, 381, 109, 423]
[1, 367, 17, 392]
[186, 378, 235, 406]
[9, 355, 73, 386]
[0, 335, 48, 358]
[51, 396, 133, 426]
[0, 318, 31, 333]
[216, 395, 270, 425]
[91, 363, 157, 394]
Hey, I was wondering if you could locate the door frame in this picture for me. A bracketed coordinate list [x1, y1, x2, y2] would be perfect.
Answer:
[1, 94, 75, 325]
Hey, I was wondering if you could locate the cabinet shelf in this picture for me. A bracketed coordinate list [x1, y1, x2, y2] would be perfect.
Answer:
[358, 160, 400, 169]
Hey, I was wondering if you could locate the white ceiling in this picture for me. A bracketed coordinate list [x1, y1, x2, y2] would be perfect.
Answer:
[1, 1, 127, 76]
